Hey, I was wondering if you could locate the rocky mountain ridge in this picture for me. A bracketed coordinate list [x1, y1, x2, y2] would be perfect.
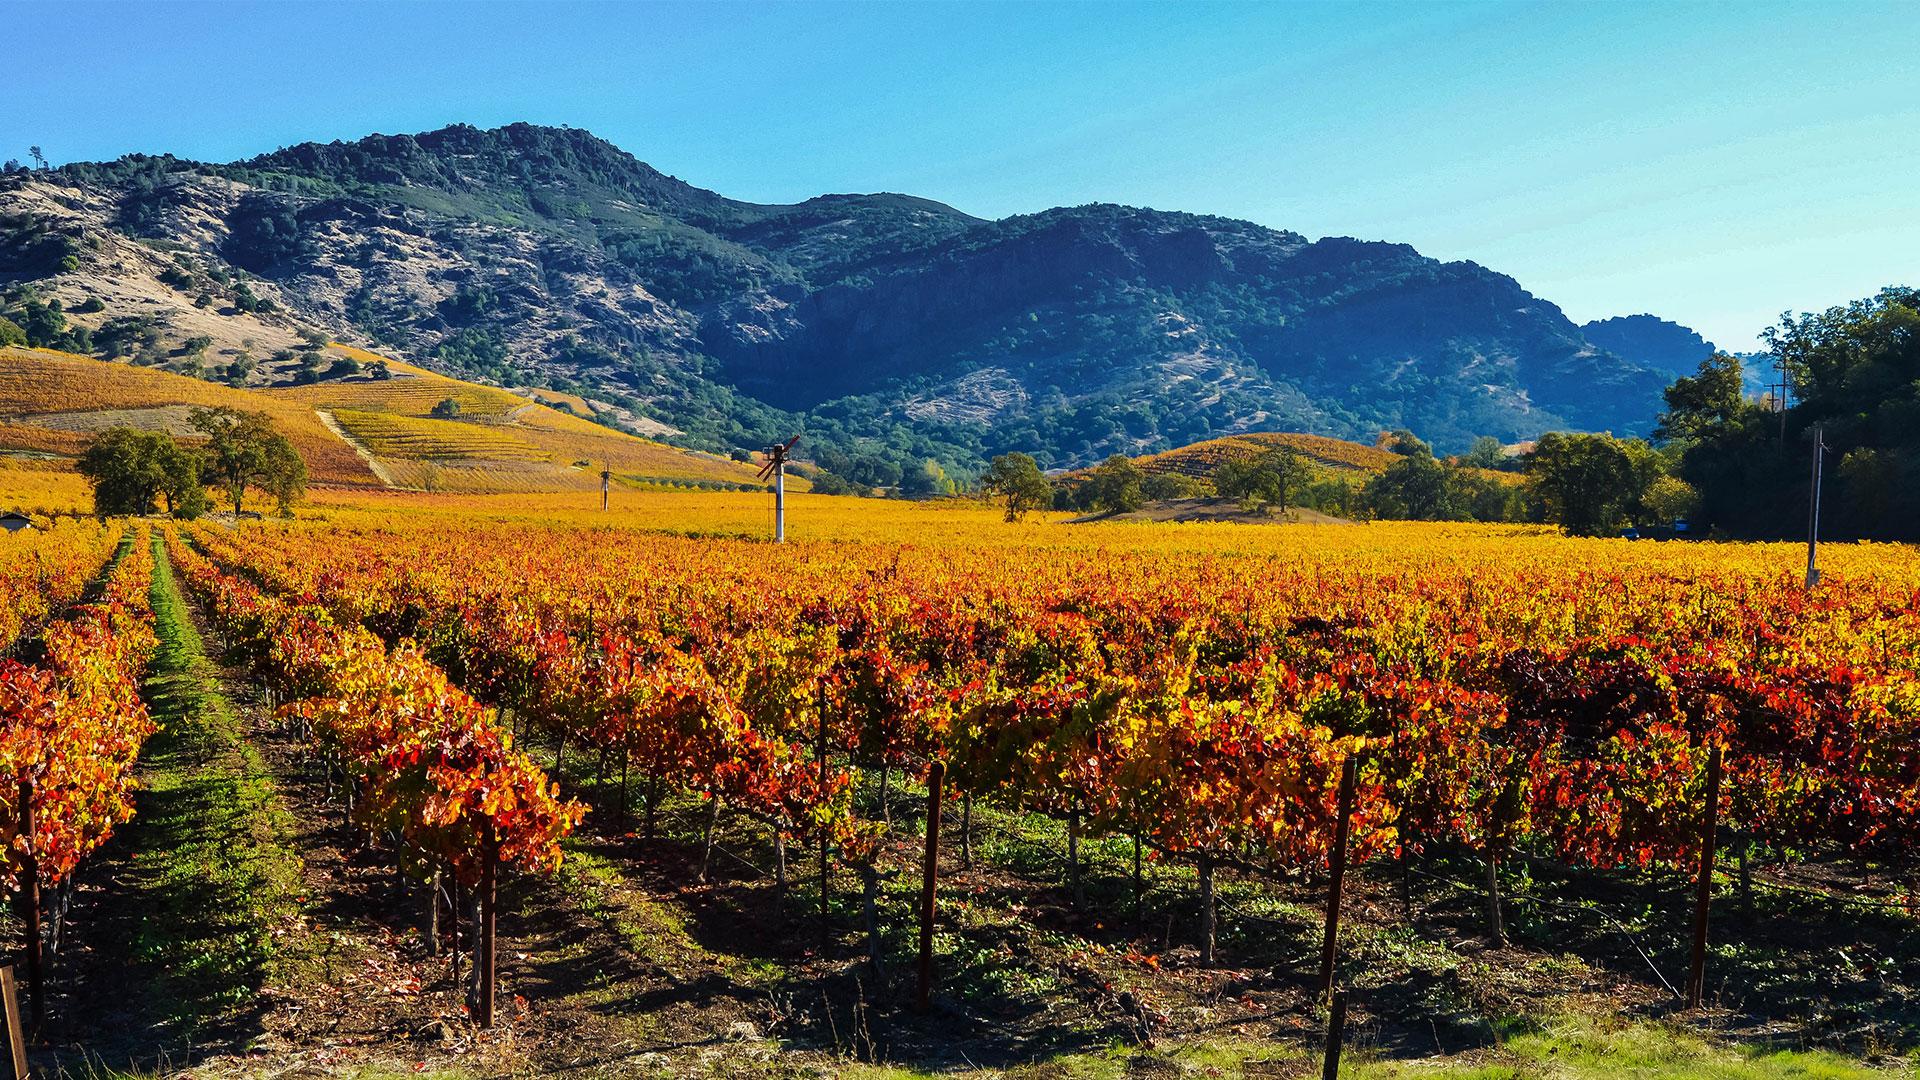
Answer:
[1, 122, 1700, 482]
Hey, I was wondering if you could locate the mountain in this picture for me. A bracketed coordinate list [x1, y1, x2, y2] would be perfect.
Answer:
[1, 122, 1679, 482]
[1579, 315, 1716, 381]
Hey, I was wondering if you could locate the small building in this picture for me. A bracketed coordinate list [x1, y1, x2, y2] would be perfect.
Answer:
[0, 512, 33, 533]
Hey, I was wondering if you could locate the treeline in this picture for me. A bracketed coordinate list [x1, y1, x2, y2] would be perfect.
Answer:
[1660, 286, 1920, 541]
[76, 407, 307, 519]
[984, 431, 1697, 535]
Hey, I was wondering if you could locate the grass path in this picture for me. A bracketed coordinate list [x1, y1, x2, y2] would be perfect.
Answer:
[51, 533, 306, 1073]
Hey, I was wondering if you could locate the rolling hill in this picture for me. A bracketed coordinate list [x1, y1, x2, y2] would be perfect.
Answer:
[1075, 430, 1525, 496]
[1126, 431, 1401, 480]
[0, 345, 778, 494]
[2, 122, 1701, 483]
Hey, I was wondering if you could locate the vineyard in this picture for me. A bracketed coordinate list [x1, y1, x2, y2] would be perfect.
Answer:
[327, 409, 554, 463]
[0, 347, 776, 498]
[2, 506, 1919, 1077]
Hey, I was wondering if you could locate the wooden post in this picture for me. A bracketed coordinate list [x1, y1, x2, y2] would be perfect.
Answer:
[960, 792, 973, 870]
[916, 761, 945, 1012]
[1132, 825, 1145, 928]
[1686, 744, 1723, 1009]
[17, 781, 41, 1038]
[1318, 756, 1358, 999]
[1198, 855, 1216, 967]
[618, 750, 630, 829]
[0, 966, 22, 1080]
[699, 797, 720, 884]
[1067, 809, 1082, 909]
[818, 832, 832, 951]
[426, 865, 442, 955]
[1484, 846, 1505, 946]
[450, 878, 463, 992]
[1322, 988, 1347, 1080]
[478, 818, 497, 1029]
[817, 696, 832, 950]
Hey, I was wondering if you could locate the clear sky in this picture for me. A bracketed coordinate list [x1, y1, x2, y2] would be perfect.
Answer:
[7, 0, 1914, 350]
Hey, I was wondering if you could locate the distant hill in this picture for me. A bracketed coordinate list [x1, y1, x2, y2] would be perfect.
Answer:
[1125, 431, 1398, 481]
[4, 122, 1686, 480]
[0, 345, 774, 494]
[1580, 315, 1717, 381]
[1078, 430, 1524, 493]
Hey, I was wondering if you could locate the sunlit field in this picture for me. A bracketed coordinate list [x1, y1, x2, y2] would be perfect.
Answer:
[7, 468, 1920, 1078]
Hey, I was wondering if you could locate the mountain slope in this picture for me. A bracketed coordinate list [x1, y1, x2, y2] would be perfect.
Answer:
[1579, 315, 1717, 381]
[0, 345, 772, 493]
[4, 122, 1683, 475]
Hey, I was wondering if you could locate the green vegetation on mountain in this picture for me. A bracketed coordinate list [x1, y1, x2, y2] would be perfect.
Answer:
[1, 122, 1704, 490]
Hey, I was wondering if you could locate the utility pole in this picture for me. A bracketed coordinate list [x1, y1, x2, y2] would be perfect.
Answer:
[1805, 423, 1825, 590]
[758, 437, 799, 543]
[1772, 356, 1790, 443]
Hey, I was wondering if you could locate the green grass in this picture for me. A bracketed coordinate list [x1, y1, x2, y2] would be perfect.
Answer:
[100, 534, 306, 1049]
[817, 1017, 1906, 1079]
[1347, 1017, 1908, 1079]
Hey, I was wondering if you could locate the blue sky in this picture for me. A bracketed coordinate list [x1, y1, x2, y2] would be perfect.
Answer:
[7, 0, 1914, 350]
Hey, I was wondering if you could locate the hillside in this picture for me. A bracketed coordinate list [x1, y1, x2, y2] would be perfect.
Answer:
[1127, 431, 1400, 480]
[3, 122, 1698, 480]
[0, 345, 776, 494]
[1579, 315, 1718, 381]
[1077, 430, 1524, 503]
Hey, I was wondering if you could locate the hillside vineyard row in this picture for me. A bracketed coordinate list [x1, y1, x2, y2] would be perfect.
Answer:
[173, 521, 1920, 971]
[0, 525, 160, 1025]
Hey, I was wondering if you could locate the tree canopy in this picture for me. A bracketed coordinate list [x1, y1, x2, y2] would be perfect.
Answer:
[76, 428, 206, 518]
[1214, 446, 1311, 513]
[981, 453, 1053, 521]
[1081, 454, 1146, 515]
[188, 406, 308, 516]
[1658, 287, 1920, 540]
[1525, 432, 1665, 537]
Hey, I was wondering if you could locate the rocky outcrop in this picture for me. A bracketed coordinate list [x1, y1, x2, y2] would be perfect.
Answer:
[2, 123, 1696, 463]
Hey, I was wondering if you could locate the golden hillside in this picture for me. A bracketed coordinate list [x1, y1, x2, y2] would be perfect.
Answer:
[0, 346, 782, 494]
[0, 346, 379, 484]
[1129, 432, 1400, 478]
[1094, 431, 1523, 489]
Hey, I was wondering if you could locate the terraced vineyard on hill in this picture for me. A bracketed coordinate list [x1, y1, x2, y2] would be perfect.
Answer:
[0, 346, 379, 484]
[0, 346, 778, 496]
[327, 409, 551, 462]
[1132, 431, 1401, 478]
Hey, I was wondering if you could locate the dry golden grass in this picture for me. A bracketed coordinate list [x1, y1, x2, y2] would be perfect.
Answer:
[0, 347, 379, 486]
